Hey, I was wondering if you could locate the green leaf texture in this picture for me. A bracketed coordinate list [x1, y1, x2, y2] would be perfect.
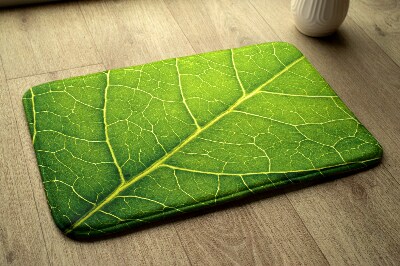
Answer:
[22, 42, 382, 238]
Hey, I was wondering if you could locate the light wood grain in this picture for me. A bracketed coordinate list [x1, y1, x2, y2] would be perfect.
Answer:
[288, 168, 400, 265]
[173, 195, 328, 265]
[0, 2, 100, 79]
[0, 57, 50, 265]
[0, 0, 399, 265]
[165, 0, 279, 51]
[349, 0, 400, 67]
[78, 0, 194, 69]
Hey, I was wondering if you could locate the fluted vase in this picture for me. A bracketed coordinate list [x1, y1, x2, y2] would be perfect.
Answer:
[291, 0, 350, 37]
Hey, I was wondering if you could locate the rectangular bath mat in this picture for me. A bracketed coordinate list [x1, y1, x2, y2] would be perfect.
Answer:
[23, 42, 382, 238]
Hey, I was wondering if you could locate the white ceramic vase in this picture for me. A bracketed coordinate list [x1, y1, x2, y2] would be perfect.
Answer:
[291, 0, 350, 37]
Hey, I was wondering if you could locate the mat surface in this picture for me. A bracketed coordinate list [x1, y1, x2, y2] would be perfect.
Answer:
[23, 42, 382, 238]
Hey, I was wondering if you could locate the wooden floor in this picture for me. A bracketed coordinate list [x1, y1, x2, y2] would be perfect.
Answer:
[0, 0, 399, 265]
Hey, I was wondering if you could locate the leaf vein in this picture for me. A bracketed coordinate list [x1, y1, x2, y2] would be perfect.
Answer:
[176, 58, 200, 129]
[103, 70, 126, 184]
[30, 88, 37, 145]
[231, 49, 246, 96]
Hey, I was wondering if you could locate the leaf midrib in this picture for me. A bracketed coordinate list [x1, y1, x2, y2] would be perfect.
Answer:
[64, 55, 305, 234]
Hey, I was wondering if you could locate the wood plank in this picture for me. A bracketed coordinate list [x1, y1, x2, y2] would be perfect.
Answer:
[349, 0, 400, 66]
[165, 0, 279, 51]
[164, 0, 330, 264]
[288, 167, 400, 265]
[250, 0, 400, 264]
[0, 58, 50, 265]
[173, 195, 328, 265]
[7, 65, 191, 265]
[78, 0, 194, 69]
[0, 2, 101, 79]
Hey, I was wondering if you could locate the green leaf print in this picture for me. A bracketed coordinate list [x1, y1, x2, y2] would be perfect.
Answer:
[22, 42, 382, 238]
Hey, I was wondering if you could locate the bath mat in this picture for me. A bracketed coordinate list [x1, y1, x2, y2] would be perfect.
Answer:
[22, 42, 382, 238]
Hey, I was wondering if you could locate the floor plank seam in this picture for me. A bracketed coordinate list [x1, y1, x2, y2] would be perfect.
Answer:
[4, 63, 104, 82]
[172, 224, 194, 265]
[163, 0, 197, 55]
[346, 16, 400, 69]
[249, 0, 282, 43]
[1, 60, 52, 265]
[284, 194, 331, 265]
[381, 163, 400, 186]
[77, 1, 107, 71]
